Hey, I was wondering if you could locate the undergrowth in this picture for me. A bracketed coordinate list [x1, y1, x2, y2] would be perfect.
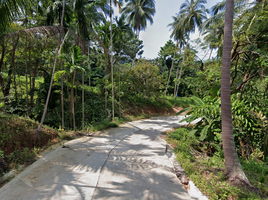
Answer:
[167, 127, 268, 200]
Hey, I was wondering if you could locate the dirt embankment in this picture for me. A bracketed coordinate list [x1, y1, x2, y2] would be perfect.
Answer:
[0, 115, 60, 173]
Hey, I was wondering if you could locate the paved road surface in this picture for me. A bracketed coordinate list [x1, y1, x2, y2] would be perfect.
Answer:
[0, 116, 193, 200]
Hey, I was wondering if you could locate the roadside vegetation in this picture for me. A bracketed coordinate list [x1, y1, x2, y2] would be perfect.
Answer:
[1, 0, 268, 195]
[167, 125, 268, 199]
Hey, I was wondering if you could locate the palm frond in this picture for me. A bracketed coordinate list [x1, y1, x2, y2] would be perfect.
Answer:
[0, 26, 82, 47]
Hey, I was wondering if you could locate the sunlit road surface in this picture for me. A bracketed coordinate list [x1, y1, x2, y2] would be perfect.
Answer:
[0, 116, 197, 200]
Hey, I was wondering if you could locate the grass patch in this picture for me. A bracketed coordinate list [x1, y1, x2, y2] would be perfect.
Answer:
[166, 96, 196, 108]
[167, 127, 268, 200]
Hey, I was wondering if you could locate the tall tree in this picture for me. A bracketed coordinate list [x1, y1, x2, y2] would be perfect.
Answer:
[122, 0, 156, 38]
[221, 0, 254, 187]
[114, 14, 133, 118]
[70, 0, 106, 128]
[36, 0, 66, 136]
[58, 45, 86, 131]
[171, 0, 208, 97]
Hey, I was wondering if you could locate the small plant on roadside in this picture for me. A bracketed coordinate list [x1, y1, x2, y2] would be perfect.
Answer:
[8, 148, 36, 165]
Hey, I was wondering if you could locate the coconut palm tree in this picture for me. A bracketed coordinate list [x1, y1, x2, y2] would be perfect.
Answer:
[109, 0, 129, 121]
[121, 0, 155, 38]
[70, 0, 106, 128]
[0, 0, 27, 34]
[170, 0, 208, 98]
[114, 14, 133, 118]
[221, 0, 253, 187]
[178, 0, 208, 37]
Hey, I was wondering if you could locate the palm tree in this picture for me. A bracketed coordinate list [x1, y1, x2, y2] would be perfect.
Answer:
[114, 14, 133, 118]
[36, 0, 66, 137]
[170, 0, 208, 98]
[109, 0, 129, 121]
[122, 0, 156, 38]
[178, 0, 208, 36]
[221, 0, 253, 187]
[0, 0, 27, 34]
[58, 45, 87, 131]
[70, 0, 106, 128]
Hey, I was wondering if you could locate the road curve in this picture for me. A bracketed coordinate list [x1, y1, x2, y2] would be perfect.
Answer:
[0, 116, 193, 200]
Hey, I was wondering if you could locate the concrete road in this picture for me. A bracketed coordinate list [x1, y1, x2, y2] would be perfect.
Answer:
[0, 116, 193, 200]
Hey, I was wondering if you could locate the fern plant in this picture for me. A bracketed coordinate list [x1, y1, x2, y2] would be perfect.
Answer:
[177, 96, 221, 141]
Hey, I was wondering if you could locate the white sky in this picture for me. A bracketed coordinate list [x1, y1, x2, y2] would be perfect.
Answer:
[114, 0, 217, 59]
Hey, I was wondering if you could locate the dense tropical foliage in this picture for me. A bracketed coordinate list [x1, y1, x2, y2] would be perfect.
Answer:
[1, 0, 268, 198]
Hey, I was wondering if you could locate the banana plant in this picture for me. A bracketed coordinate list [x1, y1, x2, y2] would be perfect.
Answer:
[177, 96, 221, 141]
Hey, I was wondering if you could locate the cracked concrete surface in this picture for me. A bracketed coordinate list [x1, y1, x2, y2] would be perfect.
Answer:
[0, 116, 194, 200]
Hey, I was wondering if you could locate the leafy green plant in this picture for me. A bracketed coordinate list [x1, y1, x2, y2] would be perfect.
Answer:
[177, 96, 221, 141]
[8, 148, 36, 165]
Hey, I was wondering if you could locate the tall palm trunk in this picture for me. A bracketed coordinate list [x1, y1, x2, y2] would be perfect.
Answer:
[105, 59, 108, 117]
[82, 70, 84, 130]
[71, 71, 76, 131]
[110, 0, 115, 121]
[13, 64, 17, 102]
[88, 43, 91, 87]
[175, 61, 184, 98]
[118, 52, 122, 119]
[25, 42, 29, 117]
[67, 75, 72, 129]
[36, 0, 66, 136]
[221, 0, 252, 186]
[82, 41, 86, 130]
[175, 38, 189, 98]
[61, 61, 64, 130]
[165, 48, 176, 96]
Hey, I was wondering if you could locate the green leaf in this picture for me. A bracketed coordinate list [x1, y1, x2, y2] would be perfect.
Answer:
[176, 107, 192, 115]
[189, 129, 197, 137]
[179, 115, 198, 123]
[199, 125, 210, 141]
[0, 102, 3, 108]
[191, 96, 204, 106]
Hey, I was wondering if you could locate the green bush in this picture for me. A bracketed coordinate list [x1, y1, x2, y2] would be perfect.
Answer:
[8, 148, 36, 165]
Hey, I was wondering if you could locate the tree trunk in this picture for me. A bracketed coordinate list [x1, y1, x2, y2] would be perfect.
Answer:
[88, 43, 91, 87]
[165, 50, 176, 96]
[25, 46, 29, 117]
[71, 71, 76, 131]
[208, 48, 213, 60]
[36, 0, 66, 136]
[221, 0, 253, 187]
[0, 38, 18, 105]
[61, 61, 64, 130]
[105, 60, 108, 116]
[0, 44, 6, 101]
[31, 58, 39, 106]
[82, 70, 84, 130]
[118, 55, 121, 119]
[75, 81, 78, 110]
[132, 59, 135, 69]
[13, 63, 17, 102]
[174, 62, 179, 97]
[143, 79, 149, 100]
[175, 62, 184, 98]
[110, 0, 114, 121]
[67, 75, 72, 129]
[175, 39, 189, 98]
